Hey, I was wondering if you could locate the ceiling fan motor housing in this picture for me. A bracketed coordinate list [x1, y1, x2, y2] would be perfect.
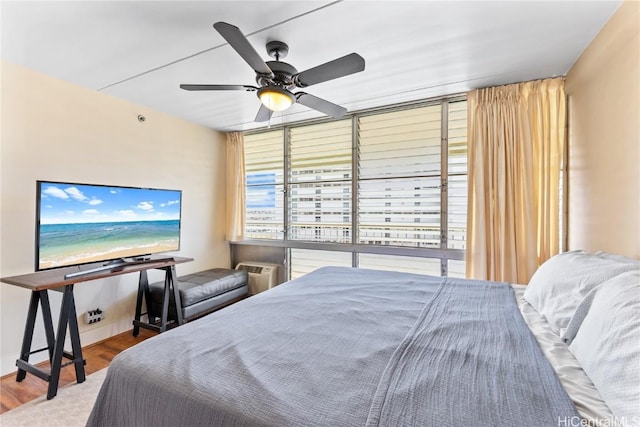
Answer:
[256, 60, 298, 89]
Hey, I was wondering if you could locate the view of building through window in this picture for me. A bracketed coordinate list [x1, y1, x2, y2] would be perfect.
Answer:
[244, 98, 467, 278]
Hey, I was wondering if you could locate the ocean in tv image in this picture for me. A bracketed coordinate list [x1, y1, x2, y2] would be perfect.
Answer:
[37, 182, 181, 269]
[38, 220, 180, 269]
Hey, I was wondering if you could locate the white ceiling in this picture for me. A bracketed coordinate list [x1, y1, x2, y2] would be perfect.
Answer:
[1, 1, 620, 132]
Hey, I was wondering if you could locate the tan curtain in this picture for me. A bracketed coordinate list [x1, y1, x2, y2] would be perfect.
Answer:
[466, 78, 566, 283]
[225, 132, 246, 241]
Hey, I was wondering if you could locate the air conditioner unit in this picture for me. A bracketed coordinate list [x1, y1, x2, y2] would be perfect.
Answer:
[235, 262, 281, 295]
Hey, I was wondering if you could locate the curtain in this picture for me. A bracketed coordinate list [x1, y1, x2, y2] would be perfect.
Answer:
[466, 78, 566, 283]
[225, 131, 246, 241]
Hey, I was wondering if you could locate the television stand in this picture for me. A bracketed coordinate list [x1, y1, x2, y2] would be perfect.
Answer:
[0, 256, 192, 400]
[64, 256, 175, 279]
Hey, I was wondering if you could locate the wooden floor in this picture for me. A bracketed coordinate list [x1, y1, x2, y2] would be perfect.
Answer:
[0, 328, 155, 414]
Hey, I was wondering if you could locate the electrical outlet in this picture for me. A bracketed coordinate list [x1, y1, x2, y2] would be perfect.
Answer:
[84, 308, 104, 324]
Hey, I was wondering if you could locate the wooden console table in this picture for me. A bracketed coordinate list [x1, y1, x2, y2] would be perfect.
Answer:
[0, 256, 193, 400]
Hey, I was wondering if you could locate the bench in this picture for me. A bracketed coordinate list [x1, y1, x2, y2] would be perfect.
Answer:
[147, 268, 248, 326]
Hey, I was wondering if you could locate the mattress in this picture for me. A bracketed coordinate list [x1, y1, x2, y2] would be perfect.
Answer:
[88, 267, 580, 426]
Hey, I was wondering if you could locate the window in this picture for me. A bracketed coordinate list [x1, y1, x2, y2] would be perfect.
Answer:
[448, 259, 466, 278]
[290, 248, 352, 279]
[245, 130, 284, 239]
[358, 253, 441, 276]
[243, 97, 467, 278]
[289, 120, 352, 243]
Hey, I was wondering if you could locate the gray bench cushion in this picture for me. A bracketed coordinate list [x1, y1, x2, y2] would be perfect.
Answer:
[149, 268, 248, 321]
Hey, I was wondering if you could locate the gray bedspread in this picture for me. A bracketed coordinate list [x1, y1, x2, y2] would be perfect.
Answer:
[87, 267, 578, 426]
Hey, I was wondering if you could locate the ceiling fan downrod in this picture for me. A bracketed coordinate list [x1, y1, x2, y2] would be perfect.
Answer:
[266, 41, 289, 61]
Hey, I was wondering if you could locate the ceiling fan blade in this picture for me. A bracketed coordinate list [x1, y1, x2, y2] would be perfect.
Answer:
[213, 22, 273, 77]
[180, 84, 257, 91]
[296, 93, 347, 118]
[293, 53, 365, 88]
[180, 85, 258, 92]
[255, 104, 274, 122]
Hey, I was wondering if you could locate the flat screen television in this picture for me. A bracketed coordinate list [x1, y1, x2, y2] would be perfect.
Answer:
[36, 180, 182, 271]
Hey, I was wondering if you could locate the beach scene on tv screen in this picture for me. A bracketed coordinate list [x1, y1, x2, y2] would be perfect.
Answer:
[38, 182, 181, 269]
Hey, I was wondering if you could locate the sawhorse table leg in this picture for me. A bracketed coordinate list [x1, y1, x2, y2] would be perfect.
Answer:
[16, 285, 86, 400]
[133, 270, 151, 337]
[132, 266, 183, 335]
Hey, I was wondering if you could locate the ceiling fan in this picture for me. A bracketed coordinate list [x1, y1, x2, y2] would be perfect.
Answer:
[180, 22, 366, 122]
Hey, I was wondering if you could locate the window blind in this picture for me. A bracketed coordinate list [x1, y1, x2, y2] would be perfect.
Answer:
[358, 105, 442, 247]
[447, 100, 468, 250]
[289, 120, 352, 242]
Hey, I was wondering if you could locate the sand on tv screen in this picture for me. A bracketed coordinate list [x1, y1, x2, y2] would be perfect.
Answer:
[36, 181, 182, 271]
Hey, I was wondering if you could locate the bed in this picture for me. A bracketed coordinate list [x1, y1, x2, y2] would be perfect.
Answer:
[87, 251, 640, 427]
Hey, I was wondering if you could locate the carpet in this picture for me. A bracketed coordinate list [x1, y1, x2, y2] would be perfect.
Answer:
[0, 368, 106, 427]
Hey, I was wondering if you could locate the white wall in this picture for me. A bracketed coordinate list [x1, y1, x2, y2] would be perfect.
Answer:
[565, 1, 640, 258]
[0, 61, 229, 375]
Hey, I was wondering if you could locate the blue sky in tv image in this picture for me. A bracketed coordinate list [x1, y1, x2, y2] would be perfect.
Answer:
[38, 182, 181, 225]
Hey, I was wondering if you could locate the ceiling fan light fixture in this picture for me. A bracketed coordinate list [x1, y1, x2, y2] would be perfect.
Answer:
[258, 86, 294, 112]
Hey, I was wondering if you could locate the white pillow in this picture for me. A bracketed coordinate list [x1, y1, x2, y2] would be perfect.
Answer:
[523, 250, 639, 336]
[562, 252, 640, 343]
[562, 284, 601, 345]
[595, 251, 640, 265]
[569, 270, 640, 427]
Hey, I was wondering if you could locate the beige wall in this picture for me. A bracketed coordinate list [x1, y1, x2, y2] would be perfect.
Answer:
[0, 61, 228, 375]
[565, 1, 640, 259]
